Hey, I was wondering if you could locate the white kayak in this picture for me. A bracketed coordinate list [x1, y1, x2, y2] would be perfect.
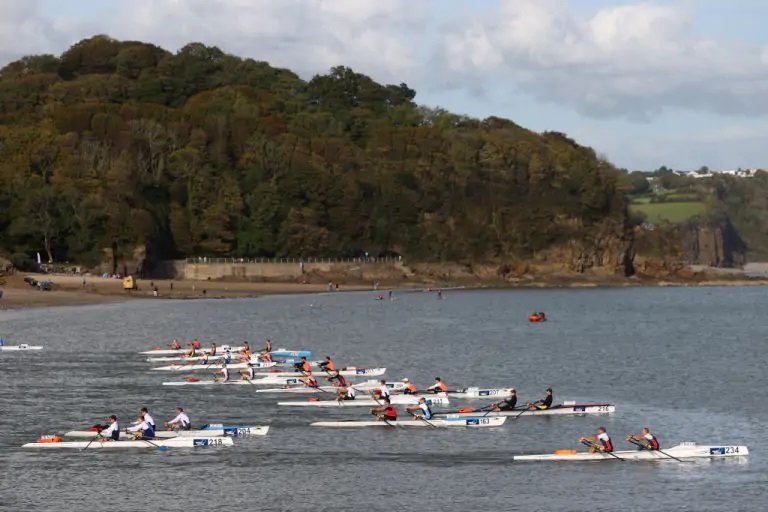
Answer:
[311, 416, 507, 428]
[65, 429, 225, 439]
[0, 344, 43, 351]
[252, 367, 386, 378]
[437, 404, 616, 417]
[252, 380, 401, 394]
[513, 443, 749, 462]
[446, 388, 514, 399]
[140, 346, 246, 356]
[152, 361, 277, 371]
[278, 395, 450, 407]
[22, 437, 234, 449]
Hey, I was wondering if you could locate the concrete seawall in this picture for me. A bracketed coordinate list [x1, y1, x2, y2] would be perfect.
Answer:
[182, 260, 410, 282]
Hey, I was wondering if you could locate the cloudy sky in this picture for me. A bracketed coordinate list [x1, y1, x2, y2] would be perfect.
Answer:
[1, 0, 767, 170]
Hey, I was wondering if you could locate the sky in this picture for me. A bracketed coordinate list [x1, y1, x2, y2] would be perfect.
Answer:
[1, 0, 767, 171]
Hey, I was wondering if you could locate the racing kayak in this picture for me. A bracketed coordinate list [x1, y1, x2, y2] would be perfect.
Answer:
[152, 361, 277, 371]
[139, 346, 245, 355]
[64, 429, 226, 439]
[0, 344, 43, 351]
[436, 404, 615, 417]
[270, 350, 312, 359]
[22, 437, 234, 449]
[63, 425, 269, 438]
[253, 380, 400, 394]
[278, 395, 450, 407]
[446, 388, 515, 399]
[252, 367, 386, 378]
[311, 416, 507, 428]
[513, 443, 749, 462]
[200, 424, 269, 436]
[164, 377, 394, 387]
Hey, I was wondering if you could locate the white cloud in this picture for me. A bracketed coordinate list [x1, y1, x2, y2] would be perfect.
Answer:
[108, 0, 424, 82]
[438, 0, 768, 119]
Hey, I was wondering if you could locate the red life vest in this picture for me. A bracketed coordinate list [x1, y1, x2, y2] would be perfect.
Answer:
[384, 406, 397, 420]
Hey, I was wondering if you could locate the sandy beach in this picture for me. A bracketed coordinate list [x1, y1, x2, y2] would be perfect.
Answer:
[0, 273, 371, 310]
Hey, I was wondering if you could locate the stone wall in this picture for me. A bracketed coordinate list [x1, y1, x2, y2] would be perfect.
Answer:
[180, 260, 410, 282]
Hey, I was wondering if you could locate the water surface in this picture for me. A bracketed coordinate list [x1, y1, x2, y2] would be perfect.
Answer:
[0, 287, 765, 511]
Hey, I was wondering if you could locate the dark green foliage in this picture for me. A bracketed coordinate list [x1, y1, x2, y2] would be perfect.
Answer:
[0, 35, 628, 265]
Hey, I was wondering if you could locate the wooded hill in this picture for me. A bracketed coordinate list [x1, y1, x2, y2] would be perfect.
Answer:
[0, 35, 631, 273]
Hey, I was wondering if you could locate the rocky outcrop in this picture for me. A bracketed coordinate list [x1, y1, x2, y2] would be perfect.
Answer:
[681, 218, 746, 267]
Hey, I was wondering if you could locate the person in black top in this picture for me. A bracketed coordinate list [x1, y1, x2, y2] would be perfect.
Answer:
[528, 387, 553, 410]
[492, 389, 518, 411]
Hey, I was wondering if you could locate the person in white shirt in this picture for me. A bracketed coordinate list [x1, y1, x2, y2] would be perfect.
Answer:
[130, 408, 155, 429]
[336, 385, 356, 401]
[99, 415, 120, 442]
[239, 362, 256, 380]
[373, 379, 390, 400]
[405, 397, 434, 420]
[165, 407, 191, 431]
[127, 413, 156, 439]
[215, 364, 229, 382]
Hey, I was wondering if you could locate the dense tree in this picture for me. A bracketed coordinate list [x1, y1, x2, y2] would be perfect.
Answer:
[0, 35, 634, 268]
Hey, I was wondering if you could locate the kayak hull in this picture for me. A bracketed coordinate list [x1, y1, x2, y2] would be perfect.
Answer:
[437, 404, 615, 417]
[22, 437, 234, 449]
[278, 395, 450, 407]
[311, 417, 507, 428]
[514, 443, 749, 461]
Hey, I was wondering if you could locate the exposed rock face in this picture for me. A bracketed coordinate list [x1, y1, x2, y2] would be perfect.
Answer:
[682, 219, 746, 267]
[529, 217, 635, 277]
[634, 217, 746, 275]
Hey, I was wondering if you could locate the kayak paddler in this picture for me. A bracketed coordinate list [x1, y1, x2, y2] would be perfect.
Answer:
[402, 378, 418, 395]
[337, 385, 356, 401]
[427, 377, 448, 393]
[129, 407, 155, 430]
[371, 397, 397, 422]
[405, 397, 434, 420]
[99, 415, 120, 442]
[186, 343, 197, 358]
[165, 407, 191, 431]
[327, 371, 347, 387]
[169, 339, 181, 350]
[242, 341, 252, 358]
[239, 361, 256, 380]
[528, 387, 553, 410]
[264, 338, 272, 354]
[579, 427, 613, 453]
[208, 342, 217, 356]
[318, 356, 336, 373]
[492, 388, 518, 411]
[373, 379, 391, 400]
[626, 427, 660, 450]
[214, 363, 229, 382]
[294, 356, 312, 374]
[127, 412, 156, 440]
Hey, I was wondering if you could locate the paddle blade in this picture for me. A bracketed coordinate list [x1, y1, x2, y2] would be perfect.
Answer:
[458, 408, 474, 413]
[158, 446, 169, 452]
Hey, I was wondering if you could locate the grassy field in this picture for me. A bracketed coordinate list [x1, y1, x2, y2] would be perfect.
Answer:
[630, 201, 706, 224]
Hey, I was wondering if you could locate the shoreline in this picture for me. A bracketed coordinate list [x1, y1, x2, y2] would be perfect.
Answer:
[2, 271, 768, 311]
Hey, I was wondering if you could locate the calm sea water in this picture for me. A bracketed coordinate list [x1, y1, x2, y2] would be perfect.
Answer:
[0, 287, 765, 512]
